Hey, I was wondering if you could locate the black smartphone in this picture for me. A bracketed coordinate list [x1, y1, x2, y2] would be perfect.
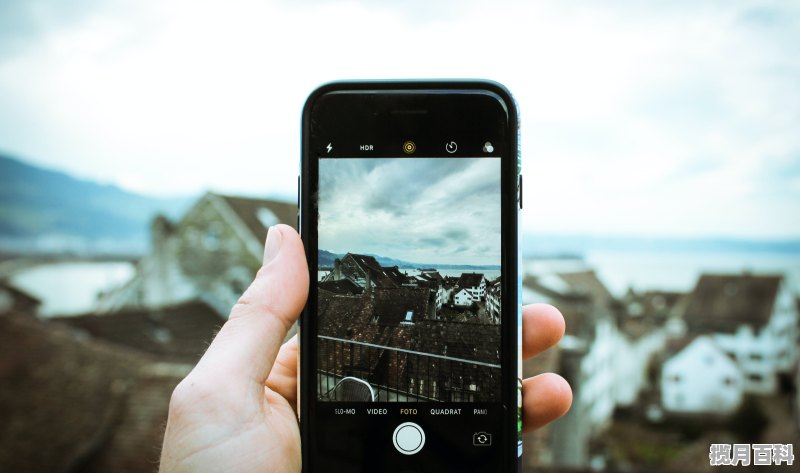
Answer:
[299, 80, 521, 473]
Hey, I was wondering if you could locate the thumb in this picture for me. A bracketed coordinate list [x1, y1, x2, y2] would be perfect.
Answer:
[193, 224, 309, 389]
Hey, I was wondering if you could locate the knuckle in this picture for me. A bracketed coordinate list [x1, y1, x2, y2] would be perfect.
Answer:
[168, 375, 214, 416]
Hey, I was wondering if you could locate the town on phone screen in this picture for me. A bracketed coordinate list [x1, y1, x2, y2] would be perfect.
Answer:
[317, 157, 502, 402]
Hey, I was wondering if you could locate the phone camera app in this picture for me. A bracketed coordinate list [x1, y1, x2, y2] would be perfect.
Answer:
[473, 432, 492, 446]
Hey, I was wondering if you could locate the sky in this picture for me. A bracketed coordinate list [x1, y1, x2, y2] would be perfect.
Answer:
[319, 157, 501, 266]
[0, 0, 798, 239]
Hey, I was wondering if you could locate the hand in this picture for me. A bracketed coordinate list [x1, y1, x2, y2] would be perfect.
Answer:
[159, 224, 572, 472]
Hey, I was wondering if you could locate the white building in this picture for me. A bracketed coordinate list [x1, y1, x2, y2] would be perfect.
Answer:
[661, 336, 743, 414]
[96, 192, 296, 316]
[485, 278, 501, 324]
[453, 287, 474, 307]
[456, 273, 486, 300]
[614, 290, 683, 407]
[683, 274, 798, 395]
[436, 285, 450, 311]
[523, 269, 620, 468]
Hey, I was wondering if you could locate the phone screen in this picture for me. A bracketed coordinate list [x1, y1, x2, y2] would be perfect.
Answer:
[302, 84, 519, 473]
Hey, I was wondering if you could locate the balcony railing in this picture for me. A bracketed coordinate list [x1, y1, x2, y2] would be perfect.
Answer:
[317, 335, 501, 402]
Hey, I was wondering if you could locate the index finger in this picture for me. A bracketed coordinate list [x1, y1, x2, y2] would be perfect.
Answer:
[522, 303, 565, 359]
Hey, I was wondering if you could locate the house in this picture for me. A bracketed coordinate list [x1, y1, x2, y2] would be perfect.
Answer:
[318, 279, 364, 296]
[453, 287, 475, 307]
[485, 278, 502, 324]
[439, 277, 458, 308]
[0, 311, 190, 473]
[521, 341, 560, 470]
[414, 320, 501, 402]
[682, 273, 798, 395]
[523, 270, 621, 469]
[96, 192, 296, 316]
[52, 300, 224, 364]
[0, 279, 41, 316]
[316, 288, 425, 397]
[322, 253, 408, 290]
[435, 284, 449, 311]
[614, 289, 684, 407]
[316, 285, 500, 402]
[456, 272, 486, 300]
[660, 336, 743, 414]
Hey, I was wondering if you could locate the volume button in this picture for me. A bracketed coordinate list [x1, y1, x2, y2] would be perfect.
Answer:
[296, 175, 300, 231]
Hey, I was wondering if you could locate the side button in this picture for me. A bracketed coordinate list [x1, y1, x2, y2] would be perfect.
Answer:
[518, 174, 523, 209]
[296, 175, 300, 230]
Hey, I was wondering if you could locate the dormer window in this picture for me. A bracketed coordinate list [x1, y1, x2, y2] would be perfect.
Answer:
[257, 207, 279, 228]
[401, 310, 414, 325]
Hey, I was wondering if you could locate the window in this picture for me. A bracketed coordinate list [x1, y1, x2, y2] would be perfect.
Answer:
[203, 224, 222, 251]
[401, 310, 414, 325]
[749, 353, 763, 361]
[747, 373, 763, 382]
[257, 207, 279, 228]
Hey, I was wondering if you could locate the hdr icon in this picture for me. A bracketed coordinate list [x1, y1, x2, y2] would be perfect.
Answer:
[359, 144, 373, 151]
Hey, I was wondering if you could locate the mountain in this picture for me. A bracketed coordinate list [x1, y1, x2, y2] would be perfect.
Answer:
[520, 233, 800, 257]
[318, 249, 500, 270]
[0, 154, 192, 254]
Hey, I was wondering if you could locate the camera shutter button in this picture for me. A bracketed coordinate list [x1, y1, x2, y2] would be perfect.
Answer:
[392, 422, 425, 455]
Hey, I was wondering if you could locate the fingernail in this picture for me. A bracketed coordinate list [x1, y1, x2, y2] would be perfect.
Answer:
[263, 225, 284, 265]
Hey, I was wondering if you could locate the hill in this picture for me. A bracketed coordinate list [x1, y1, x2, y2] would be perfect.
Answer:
[0, 155, 191, 254]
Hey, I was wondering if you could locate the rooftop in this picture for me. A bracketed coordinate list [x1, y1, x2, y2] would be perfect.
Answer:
[457, 272, 485, 288]
[53, 300, 224, 363]
[214, 193, 297, 243]
[683, 273, 782, 334]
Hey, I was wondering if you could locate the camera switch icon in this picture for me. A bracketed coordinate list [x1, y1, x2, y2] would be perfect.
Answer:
[473, 431, 492, 446]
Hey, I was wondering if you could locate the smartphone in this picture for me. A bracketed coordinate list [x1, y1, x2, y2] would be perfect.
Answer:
[299, 80, 521, 473]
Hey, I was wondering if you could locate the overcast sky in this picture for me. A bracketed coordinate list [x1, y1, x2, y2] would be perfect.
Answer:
[319, 157, 500, 266]
[0, 0, 798, 239]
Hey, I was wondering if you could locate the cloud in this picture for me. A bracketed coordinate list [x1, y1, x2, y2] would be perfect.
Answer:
[319, 158, 501, 265]
[0, 0, 797, 237]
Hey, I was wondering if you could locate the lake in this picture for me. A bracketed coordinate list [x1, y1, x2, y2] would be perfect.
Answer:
[9, 261, 135, 317]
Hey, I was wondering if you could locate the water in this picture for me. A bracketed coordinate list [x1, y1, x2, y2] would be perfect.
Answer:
[318, 269, 502, 282]
[9, 261, 135, 316]
[10, 249, 797, 318]
[583, 249, 800, 296]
